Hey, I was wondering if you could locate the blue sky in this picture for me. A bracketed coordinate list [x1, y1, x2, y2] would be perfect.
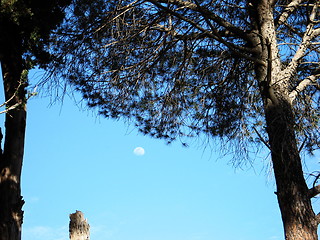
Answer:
[0, 71, 319, 240]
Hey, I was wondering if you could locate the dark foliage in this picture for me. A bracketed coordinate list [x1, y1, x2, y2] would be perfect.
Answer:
[48, 0, 319, 155]
[0, 0, 72, 69]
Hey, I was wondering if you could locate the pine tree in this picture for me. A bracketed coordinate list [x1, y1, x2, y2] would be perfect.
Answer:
[49, 1, 320, 239]
[0, 1, 71, 239]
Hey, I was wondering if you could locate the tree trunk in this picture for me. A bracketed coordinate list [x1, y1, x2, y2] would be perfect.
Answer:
[0, 36, 26, 240]
[247, 1, 319, 239]
[265, 96, 318, 240]
[69, 211, 90, 240]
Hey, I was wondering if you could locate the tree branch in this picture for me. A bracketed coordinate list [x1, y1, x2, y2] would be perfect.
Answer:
[282, 3, 319, 81]
[276, 0, 305, 27]
[147, 0, 266, 66]
[158, 0, 251, 41]
[0, 80, 26, 114]
[253, 127, 270, 149]
[289, 74, 319, 102]
[0, 102, 22, 115]
[313, 28, 320, 37]
[309, 185, 320, 198]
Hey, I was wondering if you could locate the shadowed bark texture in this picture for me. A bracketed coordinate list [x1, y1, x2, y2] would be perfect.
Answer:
[0, 24, 26, 240]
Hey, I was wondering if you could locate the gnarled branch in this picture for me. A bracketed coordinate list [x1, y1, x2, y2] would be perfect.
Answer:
[309, 185, 320, 198]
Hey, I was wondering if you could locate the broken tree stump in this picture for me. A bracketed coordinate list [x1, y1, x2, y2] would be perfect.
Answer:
[69, 211, 90, 240]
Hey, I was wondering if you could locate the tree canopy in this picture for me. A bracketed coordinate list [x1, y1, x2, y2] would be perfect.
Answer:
[0, 0, 71, 69]
[49, 0, 319, 154]
[46, 1, 320, 239]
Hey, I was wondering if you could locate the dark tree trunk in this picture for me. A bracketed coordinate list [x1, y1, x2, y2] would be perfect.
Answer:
[247, 1, 319, 238]
[0, 33, 26, 240]
[265, 96, 318, 240]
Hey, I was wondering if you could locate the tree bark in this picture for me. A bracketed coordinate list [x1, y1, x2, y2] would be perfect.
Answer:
[0, 26, 26, 240]
[247, 1, 319, 239]
[69, 211, 90, 240]
[265, 96, 318, 240]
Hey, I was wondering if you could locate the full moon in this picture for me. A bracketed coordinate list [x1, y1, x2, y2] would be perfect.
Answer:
[133, 147, 145, 156]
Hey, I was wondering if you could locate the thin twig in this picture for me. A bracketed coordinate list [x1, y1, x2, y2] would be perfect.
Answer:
[253, 126, 270, 149]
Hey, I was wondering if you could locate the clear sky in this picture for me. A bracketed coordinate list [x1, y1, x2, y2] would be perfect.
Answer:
[0, 71, 319, 240]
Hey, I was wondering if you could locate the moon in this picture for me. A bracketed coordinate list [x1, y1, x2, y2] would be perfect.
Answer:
[133, 147, 145, 156]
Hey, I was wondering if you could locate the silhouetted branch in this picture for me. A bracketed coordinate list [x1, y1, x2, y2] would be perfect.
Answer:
[309, 185, 320, 198]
